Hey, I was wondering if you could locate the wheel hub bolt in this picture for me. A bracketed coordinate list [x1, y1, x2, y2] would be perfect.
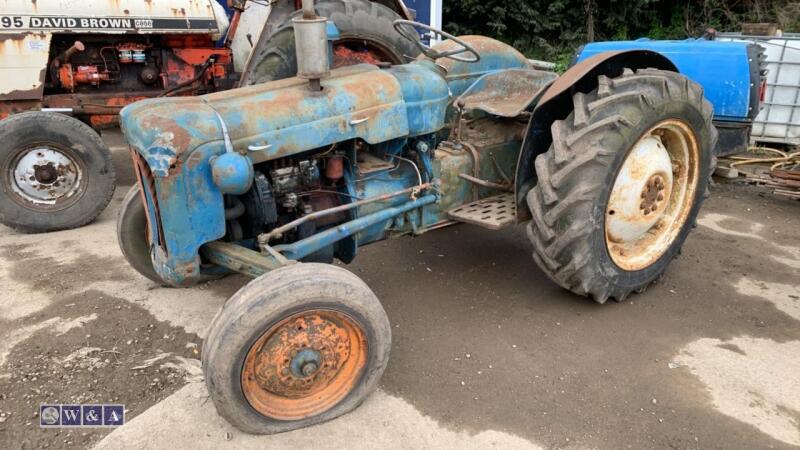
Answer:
[34, 164, 58, 184]
[301, 362, 318, 377]
[640, 174, 668, 216]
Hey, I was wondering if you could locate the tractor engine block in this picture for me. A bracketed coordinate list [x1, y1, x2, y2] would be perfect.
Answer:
[42, 34, 237, 128]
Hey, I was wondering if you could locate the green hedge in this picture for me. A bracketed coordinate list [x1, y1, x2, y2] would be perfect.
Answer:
[443, 0, 800, 68]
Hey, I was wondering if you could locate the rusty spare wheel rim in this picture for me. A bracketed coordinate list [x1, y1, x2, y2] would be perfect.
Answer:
[241, 309, 368, 421]
[332, 39, 399, 68]
[7, 144, 85, 209]
[605, 119, 700, 271]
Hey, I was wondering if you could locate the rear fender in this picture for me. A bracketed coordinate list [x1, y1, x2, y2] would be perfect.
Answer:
[513, 50, 679, 221]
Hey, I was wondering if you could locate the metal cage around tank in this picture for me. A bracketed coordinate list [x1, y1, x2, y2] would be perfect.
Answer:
[718, 33, 800, 146]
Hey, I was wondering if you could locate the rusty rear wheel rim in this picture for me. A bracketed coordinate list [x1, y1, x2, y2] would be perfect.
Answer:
[605, 119, 700, 271]
[241, 309, 368, 421]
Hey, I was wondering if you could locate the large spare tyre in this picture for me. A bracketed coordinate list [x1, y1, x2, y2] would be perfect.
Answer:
[240, 0, 421, 85]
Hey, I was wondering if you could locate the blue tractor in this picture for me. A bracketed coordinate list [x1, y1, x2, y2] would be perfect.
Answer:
[117, 0, 716, 434]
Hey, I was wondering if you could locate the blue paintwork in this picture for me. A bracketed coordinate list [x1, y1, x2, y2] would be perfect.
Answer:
[577, 39, 754, 121]
[150, 142, 227, 286]
[326, 20, 341, 64]
[353, 160, 421, 246]
[403, 0, 432, 26]
[434, 37, 531, 98]
[120, 36, 536, 286]
[211, 153, 254, 195]
[386, 61, 450, 137]
[123, 65, 412, 166]
[276, 194, 438, 260]
[325, 21, 340, 40]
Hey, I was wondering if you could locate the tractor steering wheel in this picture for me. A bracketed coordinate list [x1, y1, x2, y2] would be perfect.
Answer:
[393, 20, 481, 63]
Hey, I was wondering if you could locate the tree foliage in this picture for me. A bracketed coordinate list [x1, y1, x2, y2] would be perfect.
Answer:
[443, 0, 800, 64]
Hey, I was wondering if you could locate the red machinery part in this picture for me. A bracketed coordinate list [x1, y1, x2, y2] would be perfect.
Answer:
[73, 66, 111, 86]
[57, 65, 111, 90]
[28, 34, 237, 128]
[325, 156, 344, 181]
[58, 65, 76, 90]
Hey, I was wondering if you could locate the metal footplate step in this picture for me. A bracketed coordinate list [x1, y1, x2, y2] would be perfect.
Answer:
[447, 193, 516, 230]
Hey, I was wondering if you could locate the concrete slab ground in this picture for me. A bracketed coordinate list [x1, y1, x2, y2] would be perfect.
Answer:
[0, 136, 798, 449]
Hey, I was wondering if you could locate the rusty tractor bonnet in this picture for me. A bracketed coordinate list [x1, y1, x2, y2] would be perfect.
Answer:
[119, 32, 544, 285]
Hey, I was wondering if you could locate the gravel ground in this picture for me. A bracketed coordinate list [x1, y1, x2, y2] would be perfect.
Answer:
[0, 134, 798, 449]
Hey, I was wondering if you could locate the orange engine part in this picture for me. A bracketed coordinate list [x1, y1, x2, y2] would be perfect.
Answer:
[57, 64, 110, 91]
[74, 66, 110, 86]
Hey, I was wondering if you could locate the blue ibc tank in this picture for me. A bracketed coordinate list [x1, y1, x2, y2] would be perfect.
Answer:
[576, 39, 760, 122]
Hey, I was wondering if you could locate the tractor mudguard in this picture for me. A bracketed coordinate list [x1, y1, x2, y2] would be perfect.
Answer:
[513, 50, 679, 220]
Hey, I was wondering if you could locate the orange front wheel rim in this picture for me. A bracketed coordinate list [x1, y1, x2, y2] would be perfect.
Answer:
[241, 310, 368, 421]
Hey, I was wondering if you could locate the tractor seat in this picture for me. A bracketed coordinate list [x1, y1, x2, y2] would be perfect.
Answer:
[456, 69, 558, 118]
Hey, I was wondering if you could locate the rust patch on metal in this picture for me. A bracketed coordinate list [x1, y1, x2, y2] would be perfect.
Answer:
[332, 45, 382, 68]
[140, 115, 194, 155]
[538, 51, 627, 106]
[241, 310, 367, 420]
[537, 50, 678, 107]
[457, 69, 557, 118]
[43, 92, 149, 109]
[606, 119, 700, 271]
[640, 174, 667, 215]
[0, 33, 29, 43]
[428, 36, 528, 71]
[0, 100, 41, 120]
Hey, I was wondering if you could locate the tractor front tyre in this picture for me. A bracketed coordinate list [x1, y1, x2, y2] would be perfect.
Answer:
[0, 112, 115, 233]
[527, 69, 717, 304]
[117, 184, 226, 285]
[240, 0, 420, 85]
[117, 185, 163, 284]
[202, 263, 391, 434]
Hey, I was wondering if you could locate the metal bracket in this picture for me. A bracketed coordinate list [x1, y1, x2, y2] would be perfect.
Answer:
[349, 117, 370, 126]
[248, 143, 273, 152]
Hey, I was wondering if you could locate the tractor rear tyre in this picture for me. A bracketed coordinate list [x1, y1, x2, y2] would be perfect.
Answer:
[202, 263, 391, 434]
[527, 69, 717, 304]
[0, 112, 115, 233]
[240, 0, 420, 85]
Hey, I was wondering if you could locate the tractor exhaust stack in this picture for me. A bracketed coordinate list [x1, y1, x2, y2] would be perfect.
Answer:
[293, 0, 330, 91]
